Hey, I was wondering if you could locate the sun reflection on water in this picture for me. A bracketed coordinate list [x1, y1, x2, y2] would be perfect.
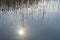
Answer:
[18, 28, 24, 35]
[16, 25, 27, 37]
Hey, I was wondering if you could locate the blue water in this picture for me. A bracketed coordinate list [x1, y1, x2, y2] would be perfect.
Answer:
[0, 1, 60, 40]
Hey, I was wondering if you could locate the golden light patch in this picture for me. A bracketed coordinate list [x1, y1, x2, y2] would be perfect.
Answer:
[18, 29, 24, 35]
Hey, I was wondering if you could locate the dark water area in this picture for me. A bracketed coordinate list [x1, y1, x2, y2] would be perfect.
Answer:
[0, 0, 60, 40]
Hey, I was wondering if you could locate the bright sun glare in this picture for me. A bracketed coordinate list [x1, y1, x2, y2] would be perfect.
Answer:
[18, 29, 24, 35]
[17, 25, 26, 36]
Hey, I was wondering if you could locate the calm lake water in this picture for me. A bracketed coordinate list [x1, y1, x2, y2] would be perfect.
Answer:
[0, 0, 60, 40]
